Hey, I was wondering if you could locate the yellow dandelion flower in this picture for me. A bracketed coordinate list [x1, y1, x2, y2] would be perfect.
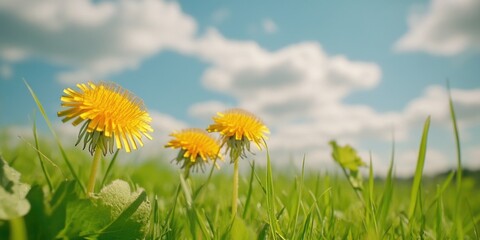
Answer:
[207, 108, 269, 160]
[165, 128, 222, 171]
[57, 82, 153, 154]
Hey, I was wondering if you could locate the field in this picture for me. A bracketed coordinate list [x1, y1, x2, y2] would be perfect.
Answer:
[1, 87, 480, 240]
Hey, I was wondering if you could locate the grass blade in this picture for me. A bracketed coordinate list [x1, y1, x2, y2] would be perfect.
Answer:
[447, 81, 462, 193]
[265, 143, 277, 240]
[435, 185, 444, 239]
[100, 149, 120, 187]
[447, 81, 465, 239]
[242, 160, 256, 218]
[378, 137, 395, 229]
[291, 156, 305, 239]
[24, 80, 86, 193]
[264, 141, 285, 239]
[33, 112, 53, 192]
[367, 152, 379, 236]
[408, 116, 431, 220]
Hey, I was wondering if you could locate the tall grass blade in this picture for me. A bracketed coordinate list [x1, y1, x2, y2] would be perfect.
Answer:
[367, 152, 379, 236]
[100, 149, 119, 187]
[18, 136, 66, 181]
[33, 113, 53, 192]
[291, 156, 305, 239]
[427, 170, 454, 211]
[24, 80, 86, 193]
[408, 116, 430, 220]
[265, 144, 276, 240]
[151, 195, 159, 240]
[378, 138, 395, 229]
[447, 81, 464, 239]
[467, 202, 479, 239]
[447, 81, 462, 193]
[242, 161, 256, 218]
[265, 141, 284, 239]
[435, 185, 444, 240]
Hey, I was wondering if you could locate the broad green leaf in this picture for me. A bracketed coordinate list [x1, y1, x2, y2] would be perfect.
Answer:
[24, 181, 81, 239]
[0, 158, 31, 220]
[329, 141, 366, 172]
[59, 179, 151, 239]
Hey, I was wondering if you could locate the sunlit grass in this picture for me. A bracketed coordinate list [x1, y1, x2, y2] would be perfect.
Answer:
[0, 83, 479, 239]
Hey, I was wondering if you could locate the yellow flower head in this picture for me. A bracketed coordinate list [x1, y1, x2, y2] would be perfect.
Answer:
[207, 108, 269, 160]
[165, 128, 222, 171]
[57, 82, 153, 154]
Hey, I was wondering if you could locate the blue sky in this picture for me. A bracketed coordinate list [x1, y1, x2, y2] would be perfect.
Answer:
[1, 0, 479, 176]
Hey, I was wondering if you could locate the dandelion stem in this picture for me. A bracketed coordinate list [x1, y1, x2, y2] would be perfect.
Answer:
[87, 145, 103, 197]
[9, 217, 27, 240]
[232, 156, 239, 217]
[184, 164, 191, 179]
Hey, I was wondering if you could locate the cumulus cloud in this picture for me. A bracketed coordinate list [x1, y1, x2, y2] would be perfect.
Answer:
[184, 29, 400, 169]
[395, 148, 452, 177]
[404, 85, 480, 127]
[0, 0, 197, 84]
[395, 0, 480, 55]
[183, 29, 480, 175]
[190, 29, 392, 137]
[188, 100, 230, 122]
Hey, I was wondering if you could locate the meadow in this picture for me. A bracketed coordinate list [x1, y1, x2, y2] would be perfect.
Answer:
[0, 83, 479, 239]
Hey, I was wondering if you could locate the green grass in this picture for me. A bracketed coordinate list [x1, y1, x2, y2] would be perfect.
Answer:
[1, 126, 480, 239]
[0, 85, 479, 239]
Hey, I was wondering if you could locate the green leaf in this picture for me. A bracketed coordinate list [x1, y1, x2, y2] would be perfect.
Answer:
[329, 141, 366, 172]
[59, 179, 151, 239]
[0, 158, 31, 220]
[24, 181, 81, 239]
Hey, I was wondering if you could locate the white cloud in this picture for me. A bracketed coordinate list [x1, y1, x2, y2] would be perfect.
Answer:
[190, 30, 391, 137]
[188, 100, 230, 122]
[0, 64, 12, 79]
[465, 146, 480, 169]
[395, 148, 452, 177]
[184, 29, 402, 170]
[262, 18, 277, 34]
[395, 0, 480, 55]
[404, 85, 480, 127]
[182, 29, 480, 176]
[0, 0, 197, 84]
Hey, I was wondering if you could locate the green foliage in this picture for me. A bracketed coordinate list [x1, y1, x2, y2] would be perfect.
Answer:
[329, 140, 366, 191]
[59, 180, 151, 239]
[1, 135, 480, 239]
[24, 181, 80, 239]
[329, 141, 366, 172]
